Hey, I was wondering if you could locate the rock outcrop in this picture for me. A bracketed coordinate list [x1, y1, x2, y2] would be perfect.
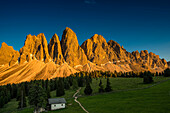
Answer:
[108, 40, 132, 61]
[81, 34, 118, 65]
[19, 33, 51, 64]
[48, 34, 65, 65]
[61, 27, 88, 66]
[0, 42, 20, 66]
[108, 40, 129, 60]
[167, 61, 170, 67]
[81, 36, 131, 65]
[131, 50, 168, 69]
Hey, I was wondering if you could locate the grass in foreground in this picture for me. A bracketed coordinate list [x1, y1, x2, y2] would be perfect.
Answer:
[79, 79, 170, 113]
[79, 76, 170, 95]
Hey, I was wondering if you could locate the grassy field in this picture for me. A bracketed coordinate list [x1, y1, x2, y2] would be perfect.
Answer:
[79, 79, 170, 113]
[79, 76, 170, 95]
[0, 76, 169, 113]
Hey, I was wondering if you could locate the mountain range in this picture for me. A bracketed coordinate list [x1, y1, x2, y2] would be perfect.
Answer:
[0, 27, 168, 85]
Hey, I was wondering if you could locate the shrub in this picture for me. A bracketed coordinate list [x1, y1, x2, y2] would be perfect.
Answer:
[164, 68, 170, 77]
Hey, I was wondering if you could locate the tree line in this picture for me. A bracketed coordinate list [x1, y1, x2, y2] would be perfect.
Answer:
[0, 68, 169, 110]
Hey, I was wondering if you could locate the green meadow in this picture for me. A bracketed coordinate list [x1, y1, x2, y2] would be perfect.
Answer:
[79, 79, 170, 113]
[0, 76, 170, 113]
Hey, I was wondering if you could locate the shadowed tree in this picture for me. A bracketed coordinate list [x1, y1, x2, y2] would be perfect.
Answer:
[99, 79, 105, 93]
[84, 79, 92, 95]
[46, 86, 51, 98]
[18, 85, 27, 109]
[143, 71, 153, 84]
[64, 78, 70, 90]
[28, 84, 47, 113]
[105, 78, 112, 92]
[72, 79, 78, 90]
[164, 68, 170, 77]
[56, 78, 65, 97]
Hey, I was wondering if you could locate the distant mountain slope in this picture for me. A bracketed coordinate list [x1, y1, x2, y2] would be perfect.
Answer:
[0, 27, 168, 85]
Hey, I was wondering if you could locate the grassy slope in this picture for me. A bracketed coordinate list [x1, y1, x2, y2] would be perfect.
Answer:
[79, 76, 169, 95]
[0, 77, 169, 113]
[79, 79, 170, 113]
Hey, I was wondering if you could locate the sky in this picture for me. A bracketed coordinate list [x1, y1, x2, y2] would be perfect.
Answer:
[0, 0, 170, 61]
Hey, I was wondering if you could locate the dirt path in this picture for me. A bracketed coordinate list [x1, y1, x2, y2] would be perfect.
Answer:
[73, 88, 89, 113]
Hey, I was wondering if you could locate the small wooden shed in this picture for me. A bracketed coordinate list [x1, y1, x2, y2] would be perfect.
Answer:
[48, 98, 67, 110]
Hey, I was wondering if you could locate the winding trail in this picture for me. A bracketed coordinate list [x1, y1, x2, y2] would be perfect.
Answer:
[73, 88, 89, 113]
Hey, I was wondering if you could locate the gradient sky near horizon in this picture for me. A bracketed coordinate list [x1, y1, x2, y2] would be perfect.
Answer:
[0, 0, 170, 61]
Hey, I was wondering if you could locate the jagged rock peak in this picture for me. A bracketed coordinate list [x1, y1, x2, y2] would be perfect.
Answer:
[61, 27, 88, 66]
[1, 42, 8, 47]
[90, 34, 107, 43]
[108, 40, 128, 60]
[81, 34, 110, 64]
[140, 50, 146, 57]
[0, 42, 20, 66]
[107, 40, 121, 47]
[132, 50, 140, 59]
[48, 33, 65, 65]
[19, 33, 51, 64]
[144, 50, 149, 54]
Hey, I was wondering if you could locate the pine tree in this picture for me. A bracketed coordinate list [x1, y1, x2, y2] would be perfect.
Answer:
[156, 72, 159, 76]
[64, 78, 70, 90]
[18, 85, 27, 109]
[45, 79, 49, 90]
[99, 79, 105, 93]
[46, 86, 51, 98]
[164, 68, 170, 77]
[68, 77, 73, 86]
[56, 78, 65, 97]
[0, 96, 4, 108]
[0, 90, 5, 108]
[50, 79, 54, 91]
[12, 84, 17, 98]
[143, 71, 153, 84]
[72, 79, 78, 90]
[84, 79, 92, 95]
[105, 78, 112, 92]
[78, 74, 85, 87]
[89, 75, 92, 83]
[99, 79, 102, 86]
[28, 84, 47, 112]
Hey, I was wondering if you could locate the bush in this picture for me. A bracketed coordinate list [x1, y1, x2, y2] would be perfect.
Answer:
[84, 79, 92, 95]
[105, 78, 112, 92]
[164, 68, 170, 77]
[143, 76, 153, 84]
[99, 79, 105, 93]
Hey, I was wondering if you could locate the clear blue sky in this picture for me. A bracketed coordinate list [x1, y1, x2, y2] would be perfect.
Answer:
[0, 0, 170, 61]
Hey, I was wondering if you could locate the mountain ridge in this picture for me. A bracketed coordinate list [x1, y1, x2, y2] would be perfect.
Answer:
[0, 27, 168, 85]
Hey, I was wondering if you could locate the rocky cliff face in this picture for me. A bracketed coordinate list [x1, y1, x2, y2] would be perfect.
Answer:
[81, 35, 132, 65]
[19, 33, 51, 63]
[167, 61, 170, 67]
[81, 34, 118, 65]
[48, 34, 65, 65]
[0, 42, 20, 66]
[107, 40, 131, 61]
[131, 50, 168, 69]
[61, 27, 88, 66]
